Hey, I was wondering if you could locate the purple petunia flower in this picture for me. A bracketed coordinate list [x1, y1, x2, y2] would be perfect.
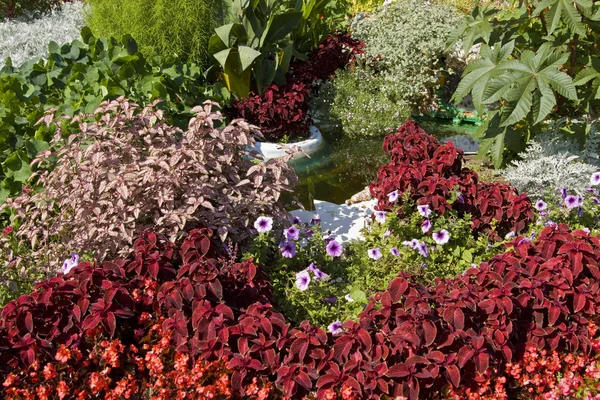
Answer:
[326, 240, 343, 257]
[62, 252, 79, 274]
[505, 231, 515, 239]
[310, 214, 321, 226]
[383, 228, 392, 238]
[280, 241, 297, 258]
[368, 248, 383, 260]
[421, 220, 432, 233]
[591, 172, 600, 186]
[586, 188, 599, 195]
[295, 270, 311, 291]
[387, 190, 399, 203]
[314, 269, 330, 281]
[284, 226, 300, 241]
[374, 211, 386, 224]
[304, 229, 314, 239]
[254, 216, 273, 233]
[455, 191, 465, 204]
[292, 216, 302, 225]
[390, 247, 400, 256]
[561, 188, 568, 200]
[593, 197, 600, 206]
[565, 195, 582, 210]
[324, 297, 337, 304]
[535, 200, 547, 212]
[517, 237, 530, 245]
[417, 241, 429, 257]
[432, 229, 450, 245]
[583, 227, 591, 234]
[345, 294, 354, 302]
[417, 204, 431, 218]
[328, 321, 343, 335]
[545, 220, 558, 228]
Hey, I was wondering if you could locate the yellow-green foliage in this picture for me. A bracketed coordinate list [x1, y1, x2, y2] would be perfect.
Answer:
[348, 0, 477, 14]
[85, 0, 226, 68]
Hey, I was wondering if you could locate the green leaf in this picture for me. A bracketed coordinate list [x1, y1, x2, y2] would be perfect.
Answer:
[2, 152, 32, 183]
[238, 45, 262, 71]
[260, 11, 302, 46]
[349, 288, 368, 304]
[531, 86, 556, 124]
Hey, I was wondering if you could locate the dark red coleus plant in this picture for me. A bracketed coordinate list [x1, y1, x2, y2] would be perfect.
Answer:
[369, 120, 534, 239]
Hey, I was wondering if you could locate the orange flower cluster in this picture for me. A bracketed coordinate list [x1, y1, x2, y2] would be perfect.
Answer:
[2, 322, 275, 400]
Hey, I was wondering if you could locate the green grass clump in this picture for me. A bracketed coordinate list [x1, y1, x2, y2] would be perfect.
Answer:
[85, 0, 227, 68]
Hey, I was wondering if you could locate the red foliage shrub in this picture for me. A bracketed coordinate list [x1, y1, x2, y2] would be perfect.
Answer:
[369, 120, 534, 239]
[230, 33, 365, 142]
[231, 83, 312, 142]
[3, 223, 600, 399]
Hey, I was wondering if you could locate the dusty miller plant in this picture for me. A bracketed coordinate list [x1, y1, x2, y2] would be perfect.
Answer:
[0, 2, 86, 69]
[503, 120, 600, 198]
[2, 98, 297, 270]
[352, 0, 462, 107]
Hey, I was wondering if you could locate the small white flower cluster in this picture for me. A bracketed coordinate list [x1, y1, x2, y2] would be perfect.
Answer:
[0, 2, 86, 69]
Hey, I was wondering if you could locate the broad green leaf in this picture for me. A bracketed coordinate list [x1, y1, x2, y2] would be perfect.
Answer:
[531, 86, 556, 124]
[501, 75, 536, 126]
[260, 11, 302, 46]
[238, 45, 262, 71]
[349, 288, 368, 304]
[536, 0, 588, 35]
[2, 152, 32, 183]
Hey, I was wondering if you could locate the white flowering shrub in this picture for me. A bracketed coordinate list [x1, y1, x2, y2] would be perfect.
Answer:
[0, 2, 85, 68]
[310, 61, 411, 138]
[503, 121, 600, 198]
[352, 0, 462, 106]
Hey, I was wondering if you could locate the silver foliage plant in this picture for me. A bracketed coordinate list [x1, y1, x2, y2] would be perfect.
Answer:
[0, 1, 86, 69]
[2, 98, 297, 270]
[352, 0, 462, 106]
[503, 120, 600, 199]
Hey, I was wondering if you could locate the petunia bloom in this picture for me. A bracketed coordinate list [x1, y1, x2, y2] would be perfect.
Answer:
[324, 297, 337, 304]
[326, 240, 343, 257]
[561, 188, 568, 200]
[417, 242, 429, 257]
[505, 231, 515, 239]
[292, 216, 302, 225]
[390, 247, 400, 256]
[374, 211, 386, 224]
[421, 220, 432, 233]
[345, 294, 354, 302]
[387, 190, 399, 203]
[254, 216, 273, 233]
[62, 253, 79, 274]
[310, 214, 321, 225]
[591, 172, 600, 186]
[417, 204, 431, 218]
[328, 321, 343, 335]
[535, 200, 547, 211]
[564, 195, 582, 210]
[432, 230, 450, 245]
[284, 226, 300, 241]
[280, 241, 297, 258]
[295, 270, 311, 291]
[368, 248, 383, 260]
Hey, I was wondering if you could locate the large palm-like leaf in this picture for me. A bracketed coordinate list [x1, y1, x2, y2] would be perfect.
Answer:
[451, 41, 514, 115]
[532, 0, 593, 35]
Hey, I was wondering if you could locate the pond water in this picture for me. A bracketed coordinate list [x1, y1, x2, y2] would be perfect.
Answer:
[288, 119, 479, 210]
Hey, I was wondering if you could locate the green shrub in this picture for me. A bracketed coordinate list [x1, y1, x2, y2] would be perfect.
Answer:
[352, 0, 462, 107]
[85, 0, 227, 68]
[0, 28, 227, 206]
[311, 62, 410, 138]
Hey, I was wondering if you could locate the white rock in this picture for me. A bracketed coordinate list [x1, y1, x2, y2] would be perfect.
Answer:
[249, 125, 324, 160]
[290, 199, 377, 243]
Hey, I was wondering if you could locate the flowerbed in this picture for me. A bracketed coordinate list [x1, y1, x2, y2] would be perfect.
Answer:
[2, 219, 600, 399]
